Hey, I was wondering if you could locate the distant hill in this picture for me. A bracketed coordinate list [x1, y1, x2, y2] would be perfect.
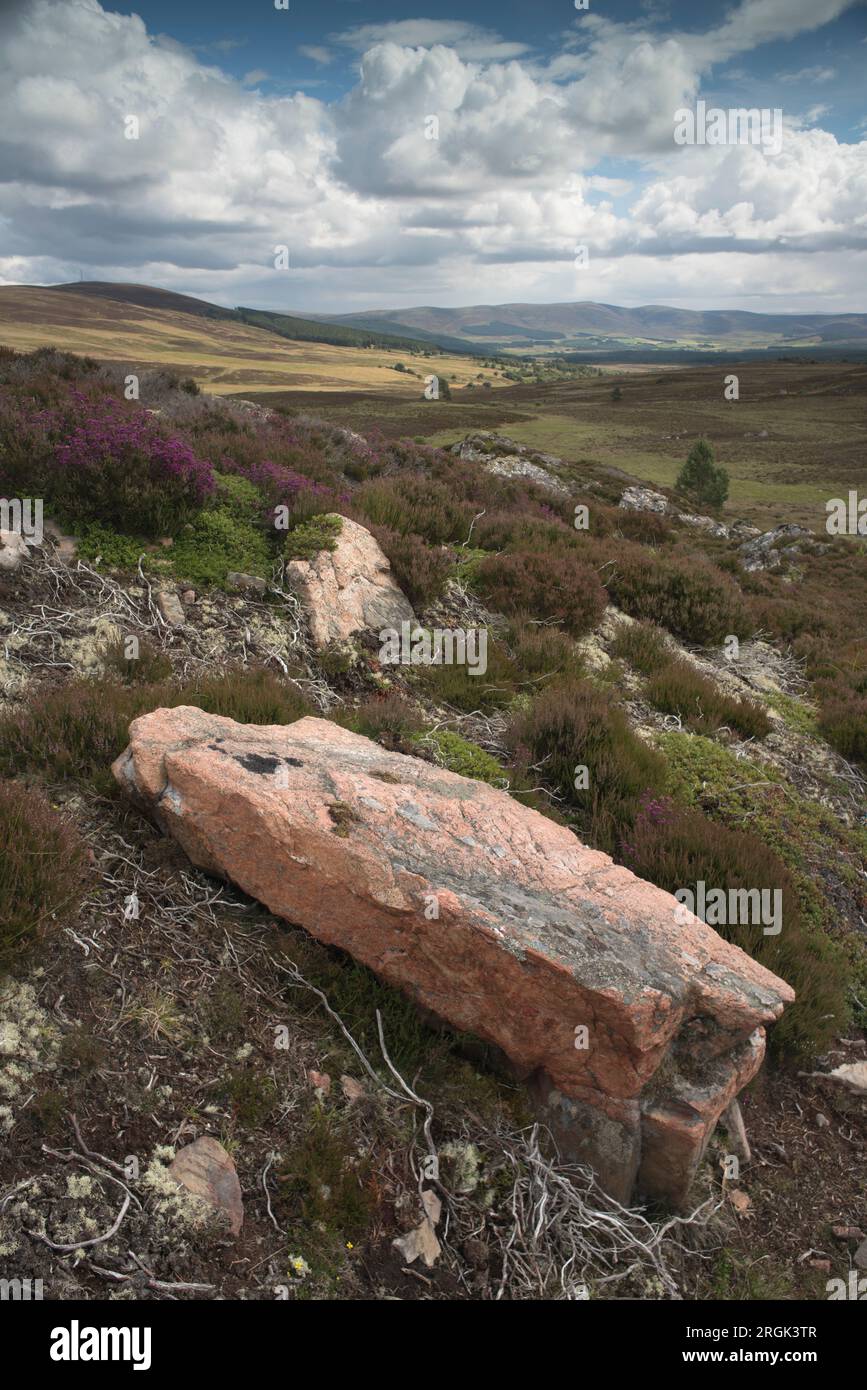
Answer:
[313, 300, 867, 352]
[0, 284, 501, 394]
[51, 283, 461, 354]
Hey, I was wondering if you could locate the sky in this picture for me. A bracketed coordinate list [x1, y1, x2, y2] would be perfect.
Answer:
[0, 0, 866, 315]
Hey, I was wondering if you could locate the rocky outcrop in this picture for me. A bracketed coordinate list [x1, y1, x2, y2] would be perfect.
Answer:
[285, 515, 415, 650]
[619, 486, 672, 515]
[451, 433, 569, 495]
[113, 708, 794, 1208]
[738, 523, 814, 572]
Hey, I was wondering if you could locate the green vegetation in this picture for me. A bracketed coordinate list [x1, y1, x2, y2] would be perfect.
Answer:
[284, 513, 342, 562]
[412, 729, 505, 784]
[676, 438, 729, 510]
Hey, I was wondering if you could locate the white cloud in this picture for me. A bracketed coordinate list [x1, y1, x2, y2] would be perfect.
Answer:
[298, 46, 334, 66]
[0, 0, 864, 313]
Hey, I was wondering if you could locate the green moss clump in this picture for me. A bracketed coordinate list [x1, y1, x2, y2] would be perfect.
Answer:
[764, 689, 818, 737]
[172, 506, 272, 588]
[284, 513, 342, 562]
[75, 523, 152, 571]
[412, 730, 505, 785]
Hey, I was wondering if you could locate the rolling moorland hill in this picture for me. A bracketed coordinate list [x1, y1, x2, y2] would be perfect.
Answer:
[0, 345, 865, 1300]
[0, 285, 500, 395]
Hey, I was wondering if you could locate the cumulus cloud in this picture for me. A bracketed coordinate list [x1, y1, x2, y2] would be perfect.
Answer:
[0, 0, 864, 312]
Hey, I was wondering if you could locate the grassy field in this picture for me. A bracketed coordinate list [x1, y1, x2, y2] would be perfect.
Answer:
[241, 360, 867, 529]
[0, 287, 507, 394]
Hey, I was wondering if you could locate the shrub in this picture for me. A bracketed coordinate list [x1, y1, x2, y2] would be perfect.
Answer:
[620, 794, 849, 1054]
[0, 668, 312, 792]
[615, 509, 673, 545]
[507, 616, 584, 681]
[414, 639, 519, 713]
[816, 685, 867, 766]
[355, 477, 474, 545]
[284, 513, 342, 562]
[609, 621, 672, 675]
[506, 678, 667, 852]
[607, 548, 749, 644]
[0, 780, 88, 970]
[370, 527, 453, 609]
[475, 549, 607, 638]
[336, 694, 425, 750]
[675, 438, 729, 510]
[412, 730, 505, 785]
[172, 506, 272, 588]
[645, 660, 772, 740]
[44, 393, 214, 535]
[102, 637, 174, 685]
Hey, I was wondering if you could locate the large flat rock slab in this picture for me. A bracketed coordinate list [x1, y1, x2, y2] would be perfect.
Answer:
[113, 708, 794, 1205]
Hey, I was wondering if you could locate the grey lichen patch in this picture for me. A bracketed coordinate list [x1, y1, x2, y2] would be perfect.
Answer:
[0, 976, 61, 1135]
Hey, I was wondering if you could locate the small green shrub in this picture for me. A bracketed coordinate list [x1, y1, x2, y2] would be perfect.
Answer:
[172, 506, 272, 588]
[284, 513, 342, 562]
[0, 780, 88, 970]
[412, 730, 505, 784]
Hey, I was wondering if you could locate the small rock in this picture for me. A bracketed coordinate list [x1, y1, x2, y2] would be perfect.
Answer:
[815, 1112, 830, 1128]
[168, 1136, 243, 1236]
[308, 1069, 331, 1097]
[181, 589, 196, 604]
[0, 530, 30, 572]
[809, 1258, 831, 1273]
[855, 1238, 867, 1271]
[619, 486, 671, 515]
[340, 1075, 365, 1104]
[828, 1061, 867, 1096]
[156, 590, 185, 628]
[831, 1226, 863, 1242]
[462, 1236, 491, 1269]
[728, 1188, 752, 1214]
[226, 572, 267, 594]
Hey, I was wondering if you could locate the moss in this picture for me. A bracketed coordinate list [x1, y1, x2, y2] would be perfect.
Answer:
[75, 523, 152, 571]
[284, 513, 342, 562]
[171, 505, 272, 589]
[764, 689, 818, 736]
[412, 730, 505, 785]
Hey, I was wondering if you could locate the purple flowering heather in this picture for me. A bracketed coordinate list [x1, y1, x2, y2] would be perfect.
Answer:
[40, 392, 214, 535]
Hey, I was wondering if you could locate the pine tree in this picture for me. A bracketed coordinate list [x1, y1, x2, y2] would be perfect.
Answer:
[676, 438, 729, 510]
